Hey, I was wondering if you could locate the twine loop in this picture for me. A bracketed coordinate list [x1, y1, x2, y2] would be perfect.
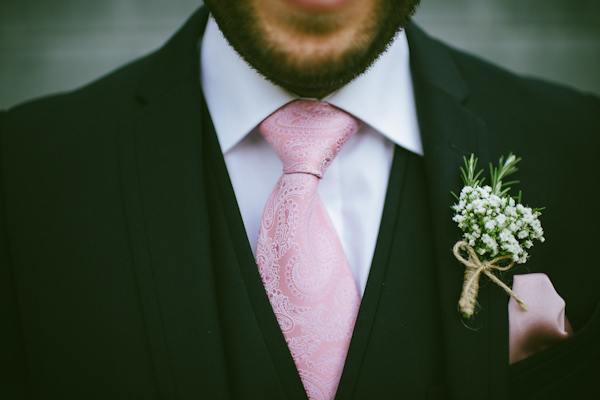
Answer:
[453, 241, 528, 318]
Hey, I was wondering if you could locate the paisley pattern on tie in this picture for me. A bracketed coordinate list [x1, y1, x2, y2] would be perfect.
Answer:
[256, 100, 362, 400]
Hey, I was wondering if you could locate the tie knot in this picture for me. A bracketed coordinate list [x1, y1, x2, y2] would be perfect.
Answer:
[259, 100, 361, 178]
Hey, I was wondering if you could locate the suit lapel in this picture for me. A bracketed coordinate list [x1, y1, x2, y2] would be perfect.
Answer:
[119, 7, 307, 398]
[118, 9, 212, 397]
[405, 22, 509, 399]
[339, 23, 509, 399]
[339, 22, 510, 399]
[120, 73, 231, 397]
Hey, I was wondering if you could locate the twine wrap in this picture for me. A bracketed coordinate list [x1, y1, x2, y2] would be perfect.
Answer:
[453, 241, 528, 318]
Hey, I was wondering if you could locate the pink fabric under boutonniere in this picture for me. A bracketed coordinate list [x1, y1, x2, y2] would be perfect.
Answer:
[451, 154, 545, 320]
[509, 273, 573, 364]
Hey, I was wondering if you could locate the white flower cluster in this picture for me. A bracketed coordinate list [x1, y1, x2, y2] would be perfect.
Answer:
[452, 185, 545, 263]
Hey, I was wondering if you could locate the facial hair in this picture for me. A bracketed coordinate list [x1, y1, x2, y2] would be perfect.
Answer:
[203, 0, 421, 98]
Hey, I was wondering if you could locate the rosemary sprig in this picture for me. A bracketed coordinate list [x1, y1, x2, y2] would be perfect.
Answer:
[489, 153, 521, 197]
[452, 153, 521, 200]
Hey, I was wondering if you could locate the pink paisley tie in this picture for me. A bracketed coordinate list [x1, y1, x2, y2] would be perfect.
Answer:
[256, 100, 362, 400]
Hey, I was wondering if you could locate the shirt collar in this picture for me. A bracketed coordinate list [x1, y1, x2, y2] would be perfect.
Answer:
[201, 16, 422, 155]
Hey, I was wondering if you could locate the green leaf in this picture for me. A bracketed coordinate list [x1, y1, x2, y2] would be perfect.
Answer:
[489, 153, 521, 196]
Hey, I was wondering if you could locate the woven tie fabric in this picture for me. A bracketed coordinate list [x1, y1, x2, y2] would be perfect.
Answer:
[256, 100, 362, 400]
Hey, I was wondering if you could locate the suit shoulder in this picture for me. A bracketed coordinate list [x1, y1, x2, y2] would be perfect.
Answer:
[443, 42, 600, 124]
[4, 7, 208, 131]
[3, 51, 155, 134]
[0, 51, 162, 181]
[406, 22, 599, 131]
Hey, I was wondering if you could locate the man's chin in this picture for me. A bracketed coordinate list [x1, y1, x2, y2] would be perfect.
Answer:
[265, 72, 352, 99]
[205, 0, 421, 98]
[255, 53, 365, 98]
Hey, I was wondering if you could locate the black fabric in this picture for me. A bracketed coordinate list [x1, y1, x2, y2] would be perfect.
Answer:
[340, 150, 446, 399]
[1, 6, 599, 399]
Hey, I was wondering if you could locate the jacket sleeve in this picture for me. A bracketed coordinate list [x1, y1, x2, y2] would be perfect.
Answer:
[0, 110, 31, 398]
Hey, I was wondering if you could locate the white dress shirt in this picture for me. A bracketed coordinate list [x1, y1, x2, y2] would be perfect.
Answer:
[201, 16, 422, 297]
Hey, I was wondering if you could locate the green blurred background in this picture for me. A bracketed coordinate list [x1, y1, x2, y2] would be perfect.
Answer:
[1, 0, 599, 109]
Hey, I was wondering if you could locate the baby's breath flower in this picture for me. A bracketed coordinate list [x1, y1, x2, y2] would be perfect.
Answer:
[484, 220, 496, 231]
[452, 154, 545, 263]
[496, 214, 507, 227]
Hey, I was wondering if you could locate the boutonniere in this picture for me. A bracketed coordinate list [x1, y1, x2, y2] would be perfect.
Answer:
[451, 154, 545, 319]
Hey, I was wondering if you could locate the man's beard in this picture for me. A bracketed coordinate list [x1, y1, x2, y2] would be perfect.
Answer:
[203, 0, 421, 98]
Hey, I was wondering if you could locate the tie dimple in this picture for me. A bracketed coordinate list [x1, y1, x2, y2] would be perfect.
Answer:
[256, 100, 362, 400]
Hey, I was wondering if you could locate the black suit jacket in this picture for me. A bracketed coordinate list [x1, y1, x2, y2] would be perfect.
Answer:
[1, 7, 599, 399]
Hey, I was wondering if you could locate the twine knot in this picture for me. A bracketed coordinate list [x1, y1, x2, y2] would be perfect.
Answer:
[453, 241, 528, 318]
